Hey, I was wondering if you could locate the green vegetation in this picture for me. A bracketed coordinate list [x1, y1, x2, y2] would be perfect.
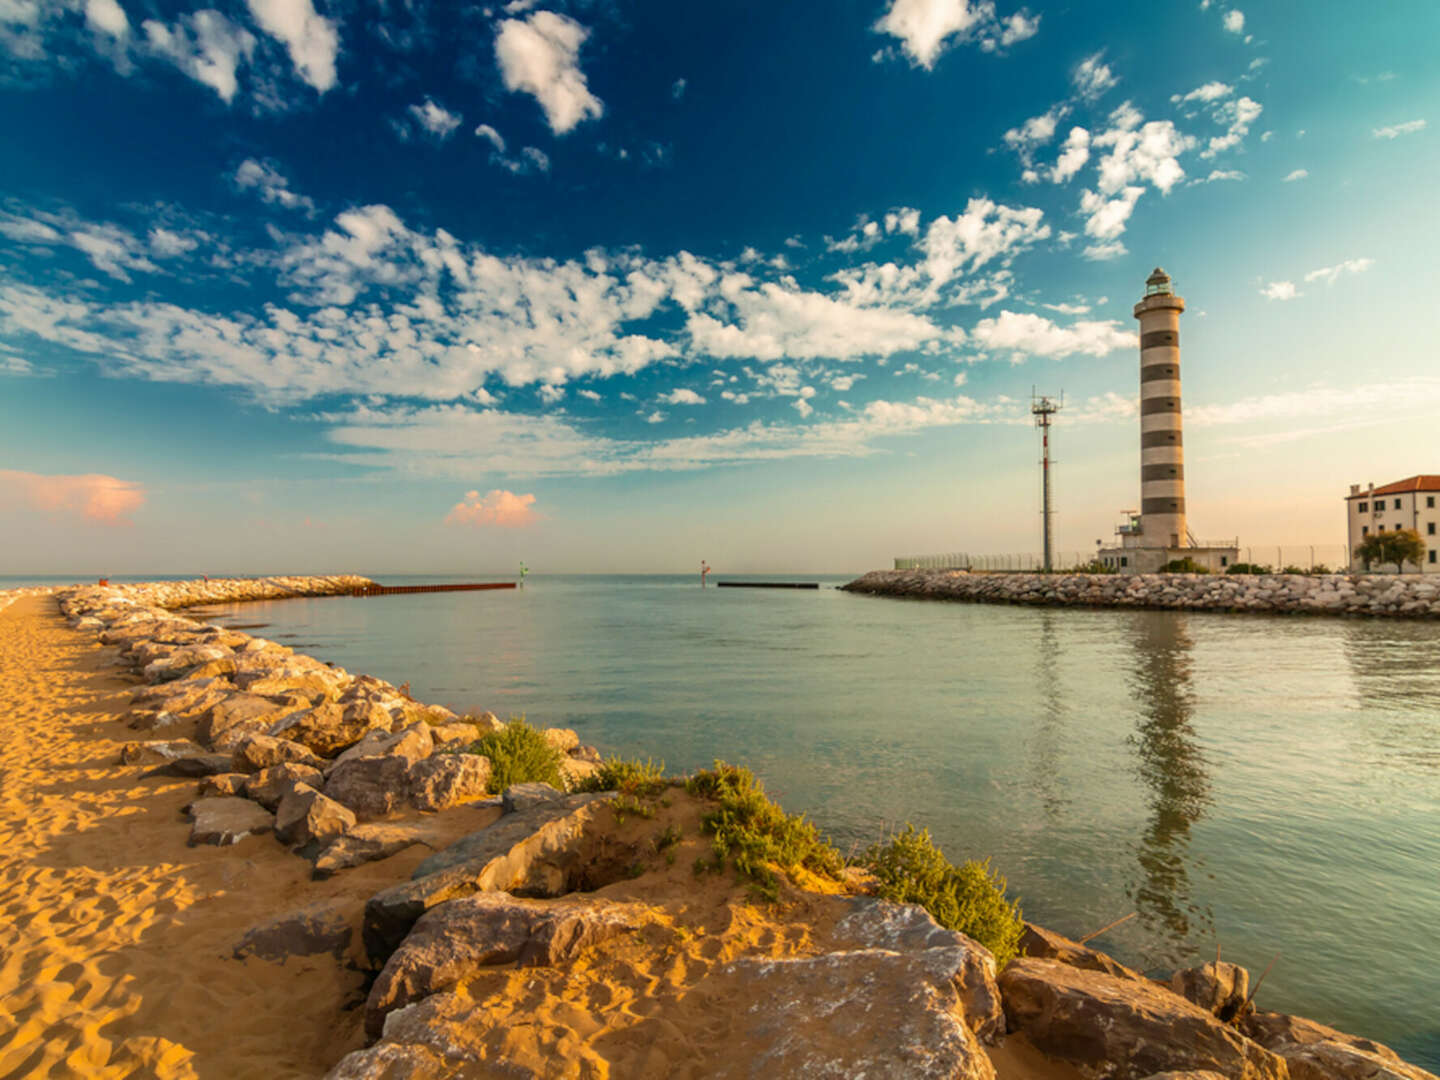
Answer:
[1067, 559, 1117, 574]
[576, 756, 669, 797]
[1355, 528, 1427, 574]
[686, 762, 844, 900]
[1162, 557, 1210, 574]
[469, 718, 565, 794]
[861, 825, 1025, 969]
[1227, 562, 1272, 574]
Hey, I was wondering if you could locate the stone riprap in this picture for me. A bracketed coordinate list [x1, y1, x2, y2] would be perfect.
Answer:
[842, 569, 1440, 618]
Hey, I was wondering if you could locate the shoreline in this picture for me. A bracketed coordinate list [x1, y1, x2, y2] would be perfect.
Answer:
[842, 568, 1440, 618]
[1, 576, 1435, 1079]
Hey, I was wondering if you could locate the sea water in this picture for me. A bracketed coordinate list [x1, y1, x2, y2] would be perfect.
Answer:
[170, 574, 1439, 1064]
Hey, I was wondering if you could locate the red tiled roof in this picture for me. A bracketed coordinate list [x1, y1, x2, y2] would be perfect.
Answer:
[1347, 475, 1440, 499]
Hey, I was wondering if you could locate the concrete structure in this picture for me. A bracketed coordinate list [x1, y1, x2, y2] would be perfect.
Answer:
[1345, 476, 1440, 573]
[1098, 269, 1239, 574]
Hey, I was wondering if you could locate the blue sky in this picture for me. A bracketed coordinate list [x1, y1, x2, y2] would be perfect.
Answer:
[1, 0, 1436, 573]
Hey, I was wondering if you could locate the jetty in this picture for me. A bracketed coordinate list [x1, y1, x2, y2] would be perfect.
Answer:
[351, 582, 516, 596]
[716, 581, 819, 590]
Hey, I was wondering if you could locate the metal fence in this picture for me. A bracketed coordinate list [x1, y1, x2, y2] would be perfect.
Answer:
[894, 544, 1353, 573]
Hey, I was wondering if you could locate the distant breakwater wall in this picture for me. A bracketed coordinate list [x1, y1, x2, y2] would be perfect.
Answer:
[91, 574, 376, 610]
[842, 569, 1440, 618]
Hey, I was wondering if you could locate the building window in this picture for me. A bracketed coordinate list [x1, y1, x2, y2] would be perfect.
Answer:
[1358, 501, 1368, 512]
[1429, 496, 1436, 508]
[1378, 525, 1385, 532]
[1121, 557, 1128, 567]
[1431, 551, 1437, 564]
[1430, 523, 1437, 536]
[1395, 498, 1402, 509]
[1362, 526, 1369, 536]
[1220, 556, 1228, 567]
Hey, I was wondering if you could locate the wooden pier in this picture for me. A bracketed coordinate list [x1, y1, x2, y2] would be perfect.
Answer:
[716, 582, 819, 590]
[352, 582, 516, 596]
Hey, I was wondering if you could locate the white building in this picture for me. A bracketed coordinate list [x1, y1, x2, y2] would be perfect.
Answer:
[1346, 476, 1440, 573]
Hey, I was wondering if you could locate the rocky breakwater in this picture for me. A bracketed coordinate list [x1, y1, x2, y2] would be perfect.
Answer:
[56, 577, 605, 861]
[843, 570, 1440, 618]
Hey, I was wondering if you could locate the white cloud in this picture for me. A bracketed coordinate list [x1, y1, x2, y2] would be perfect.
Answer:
[148, 227, 198, 257]
[444, 488, 537, 527]
[660, 388, 705, 405]
[1094, 104, 1193, 194]
[233, 157, 316, 213]
[1004, 106, 1065, 163]
[1201, 95, 1262, 157]
[884, 207, 922, 236]
[1171, 81, 1232, 106]
[474, 124, 506, 152]
[1197, 168, 1245, 183]
[1303, 257, 1373, 284]
[830, 373, 862, 391]
[1072, 52, 1117, 101]
[1372, 119, 1426, 140]
[494, 11, 603, 135]
[872, 0, 1037, 69]
[720, 390, 750, 405]
[644, 410, 666, 424]
[407, 97, 462, 139]
[85, 0, 128, 37]
[1282, 168, 1308, 182]
[576, 388, 600, 401]
[1079, 186, 1142, 240]
[970, 310, 1132, 359]
[245, 0, 338, 93]
[537, 382, 564, 404]
[143, 10, 256, 103]
[1081, 241, 1127, 261]
[2, 210, 159, 281]
[1222, 9, 1244, 33]
[1190, 378, 1440, 431]
[1050, 126, 1090, 183]
[1260, 280, 1298, 300]
[1042, 301, 1090, 315]
[792, 397, 813, 418]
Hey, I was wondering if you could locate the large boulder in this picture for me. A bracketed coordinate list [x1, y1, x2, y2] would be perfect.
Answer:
[246, 762, 326, 810]
[1019, 922, 1147, 981]
[142, 753, 236, 779]
[407, 754, 491, 812]
[834, 897, 1004, 1043]
[187, 796, 275, 846]
[426, 722, 480, 753]
[235, 902, 353, 963]
[271, 701, 392, 757]
[232, 732, 326, 773]
[199, 772, 249, 797]
[119, 738, 206, 765]
[541, 727, 579, 754]
[313, 824, 435, 879]
[275, 783, 356, 848]
[501, 782, 567, 814]
[198, 693, 296, 747]
[363, 792, 614, 965]
[329, 724, 433, 772]
[1170, 961, 1250, 1021]
[999, 958, 1288, 1080]
[1242, 1012, 1438, 1080]
[364, 893, 642, 1035]
[324, 752, 415, 818]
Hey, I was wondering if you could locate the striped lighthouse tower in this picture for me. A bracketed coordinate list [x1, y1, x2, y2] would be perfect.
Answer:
[1134, 267, 1186, 550]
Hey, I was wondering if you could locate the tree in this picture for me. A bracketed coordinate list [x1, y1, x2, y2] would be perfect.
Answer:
[1354, 528, 1427, 574]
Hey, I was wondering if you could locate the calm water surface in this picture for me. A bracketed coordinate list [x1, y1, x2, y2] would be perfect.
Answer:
[186, 574, 1440, 1065]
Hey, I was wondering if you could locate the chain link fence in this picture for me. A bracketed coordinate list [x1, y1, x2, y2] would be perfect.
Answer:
[895, 544, 1353, 573]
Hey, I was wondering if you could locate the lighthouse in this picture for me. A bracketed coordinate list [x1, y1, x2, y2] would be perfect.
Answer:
[1135, 267, 1186, 549]
[1096, 268, 1239, 573]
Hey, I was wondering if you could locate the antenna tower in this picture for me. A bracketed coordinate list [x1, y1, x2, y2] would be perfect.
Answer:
[1031, 389, 1064, 572]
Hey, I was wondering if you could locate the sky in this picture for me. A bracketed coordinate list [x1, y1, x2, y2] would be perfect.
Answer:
[1, 0, 1436, 574]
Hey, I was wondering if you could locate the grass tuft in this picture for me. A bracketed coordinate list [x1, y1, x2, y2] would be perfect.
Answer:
[469, 718, 565, 794]
[860, 824, 1024, 968]
[576, 756, 669, 797]
[685, 761, 843, 899]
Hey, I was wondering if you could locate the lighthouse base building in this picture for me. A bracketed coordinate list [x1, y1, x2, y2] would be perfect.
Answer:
[1096, 268, 1239, 575]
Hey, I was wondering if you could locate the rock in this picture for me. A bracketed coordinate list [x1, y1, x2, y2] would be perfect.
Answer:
[501, 782, 567, 814]
[246, 762, 326, 810]
[187, 796, 275, 845]
[541, 727, 579, 753]
[313, 824, 435, 879]
[324, 752, 415, 818]
[235, 902, 353, 963]
[131, 675, 233, 720]
[142, 753, 236, 779]
[999, 958, 1287, 1080]
[199, 772, 248, 797]
[363, 793, 614, 965]
[1019, 922, 1146, 981]
[407, 754, 491, 812]
[1170, 961, 1250, 1021]
[425, 722, 479, 753]
[198, 693, 297, 747]
[271, 701, 392, 757]
[275, 783, 357, 848]
[571, 744, 603, 764]
[364, 893, 641, 1035]
[330, 724, 433, 772]
[232, 732, 326, 773]
[1139, 1073, 1229, 1080]
[119, 738, 206, 765]
[834, 897, 1004, 1043]
[560, 758, 600, 789]
[1242, 1011, 1437, 1080]
[461, 709, 505, 735]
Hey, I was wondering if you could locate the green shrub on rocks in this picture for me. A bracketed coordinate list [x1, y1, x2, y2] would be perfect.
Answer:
[469, 719, 565, 794]
[686, 762, 843, 899]
[576, 756, 669, 797]
[1162, 557, 1210, 574]
[1227, 562, 1272, 575]
[860, 824, 1024, 969]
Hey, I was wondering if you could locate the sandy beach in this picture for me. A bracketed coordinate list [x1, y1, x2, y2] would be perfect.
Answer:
[0, 594, 479, 1078]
